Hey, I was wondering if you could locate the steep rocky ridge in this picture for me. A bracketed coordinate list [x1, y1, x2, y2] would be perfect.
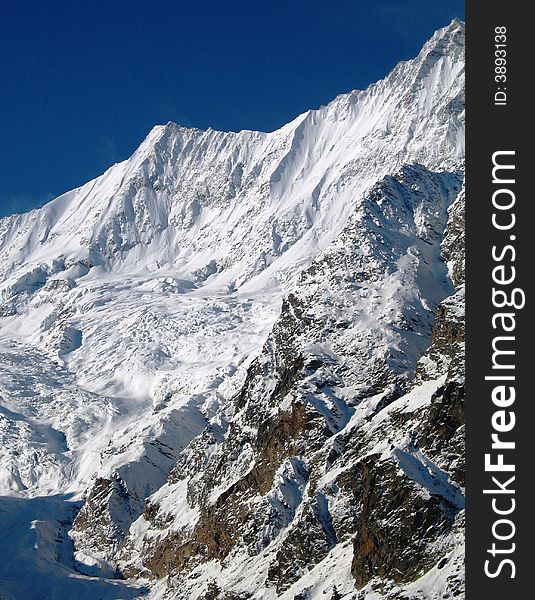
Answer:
[113, 168, 465, 599]
[0, 20, 464, 600]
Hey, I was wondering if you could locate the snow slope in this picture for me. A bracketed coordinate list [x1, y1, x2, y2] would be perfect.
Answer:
[0, 20, 464, 600]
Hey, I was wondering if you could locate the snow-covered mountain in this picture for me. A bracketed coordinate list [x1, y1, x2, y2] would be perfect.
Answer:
[0, 20, 464, 600]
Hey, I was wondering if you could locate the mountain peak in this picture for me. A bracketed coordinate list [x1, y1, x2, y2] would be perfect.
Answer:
[0, 23, 464, 290]
[421, 18, 465, 59]
[0, 22, 466, 599]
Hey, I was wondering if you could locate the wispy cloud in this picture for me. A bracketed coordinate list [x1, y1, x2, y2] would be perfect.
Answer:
[153, 99, 193, 128]
[0, 192, 55, 218]
[98, 136, 120, 166]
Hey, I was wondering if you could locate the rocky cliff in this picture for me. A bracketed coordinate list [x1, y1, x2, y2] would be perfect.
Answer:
[0, 20, 464, 600]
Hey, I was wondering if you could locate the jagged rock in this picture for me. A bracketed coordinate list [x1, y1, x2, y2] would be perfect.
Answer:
[117, 164, 465, 598]
[0, 19, 465, 600]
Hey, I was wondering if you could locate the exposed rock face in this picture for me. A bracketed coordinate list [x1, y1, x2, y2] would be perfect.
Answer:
[70, 405, 207, 571]
[0, 20, 465, 600]
[349, 187, 465, 596]
[112, 168, 465, 598]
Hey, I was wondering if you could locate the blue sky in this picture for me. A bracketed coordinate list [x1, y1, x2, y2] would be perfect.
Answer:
[0, 1, 464, 217]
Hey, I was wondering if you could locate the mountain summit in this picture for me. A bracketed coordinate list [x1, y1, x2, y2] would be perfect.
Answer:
[0, 20, 464, 600]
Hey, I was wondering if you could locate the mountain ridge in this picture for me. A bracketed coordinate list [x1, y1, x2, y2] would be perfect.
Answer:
[0, 20, 463, 282]
[0, 20, 464, 600]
